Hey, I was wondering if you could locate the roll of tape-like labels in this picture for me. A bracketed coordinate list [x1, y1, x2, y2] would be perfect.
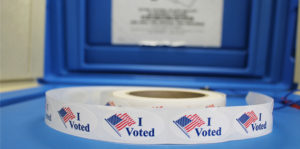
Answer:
[45, 86, 273, 144]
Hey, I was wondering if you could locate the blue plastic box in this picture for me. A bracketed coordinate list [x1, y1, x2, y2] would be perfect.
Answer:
[1, 0, 300, 148]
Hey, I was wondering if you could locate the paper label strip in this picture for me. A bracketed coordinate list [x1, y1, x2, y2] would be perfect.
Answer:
[45, 87, 273, 144]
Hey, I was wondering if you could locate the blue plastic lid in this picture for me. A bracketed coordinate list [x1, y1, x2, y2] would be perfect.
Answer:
[42, 0, 298, 91]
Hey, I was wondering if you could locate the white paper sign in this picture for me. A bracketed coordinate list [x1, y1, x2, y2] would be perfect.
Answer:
[112, 0, 224, 47]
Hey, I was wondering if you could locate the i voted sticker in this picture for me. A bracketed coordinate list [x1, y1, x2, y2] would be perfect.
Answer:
[171, 109, 229, 142]
[55, 104, 97, 137]
[103, 110, 164, 142]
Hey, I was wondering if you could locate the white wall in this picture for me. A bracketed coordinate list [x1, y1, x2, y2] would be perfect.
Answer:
[0, 0, 45, 81]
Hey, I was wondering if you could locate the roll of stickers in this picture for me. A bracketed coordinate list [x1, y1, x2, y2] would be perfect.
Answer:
[45, 86, 273, 144]
[104, 87, 226, 108]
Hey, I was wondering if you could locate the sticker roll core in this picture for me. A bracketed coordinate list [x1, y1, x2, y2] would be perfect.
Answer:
[45, 86, 274, 144]
[111, 87, 226, 108]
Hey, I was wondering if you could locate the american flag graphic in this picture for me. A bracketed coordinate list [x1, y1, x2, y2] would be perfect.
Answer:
[105, 113, 136, 136]
[236, 110, 258, 133]
[173, 114, 205, 138]
[58, 107, 75, 124]
[105, 101, 116, 106]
